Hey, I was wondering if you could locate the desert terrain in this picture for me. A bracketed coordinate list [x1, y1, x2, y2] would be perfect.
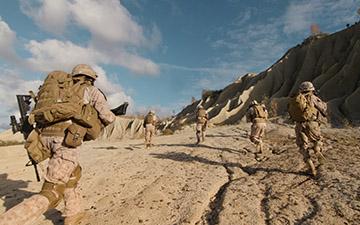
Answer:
[1, 122, 359, 225]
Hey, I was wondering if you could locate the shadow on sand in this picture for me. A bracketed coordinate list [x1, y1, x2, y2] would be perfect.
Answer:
[150, 152, 308, 177]
[158, 143, 247, 155]
[0, 173, 63, 225]
[0, 173, 35, 210]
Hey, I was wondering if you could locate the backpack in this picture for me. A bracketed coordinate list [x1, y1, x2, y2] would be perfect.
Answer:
[30, 71, 86, 125]
[288, 93, 318, 122]
[145, 114, 155, 125]
[197, 109, 207, 124]
[197, 109, 206, 118]
[253, 104, 268, 119]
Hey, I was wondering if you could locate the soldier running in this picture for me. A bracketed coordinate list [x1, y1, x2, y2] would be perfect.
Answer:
[288, 81, 327, 177]
[246, 100, 269, 155]
[0, 64, 116, 225]
[195, 105, 208, 145]
[143, 110, 157, 149]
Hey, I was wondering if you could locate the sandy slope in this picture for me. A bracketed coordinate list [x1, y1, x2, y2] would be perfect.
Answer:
[0, 123, 359, 225]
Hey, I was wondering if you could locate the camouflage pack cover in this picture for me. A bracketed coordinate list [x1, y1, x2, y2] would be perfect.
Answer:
[253, 104, 268, 119]
[288, 93, 318, 122]
[144, 114, 156, 125]
[197, 108, 207, 124]
[30, 71, 86, 125]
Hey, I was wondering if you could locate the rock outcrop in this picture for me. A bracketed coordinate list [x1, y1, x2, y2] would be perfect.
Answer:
[169, 23, 360, 129]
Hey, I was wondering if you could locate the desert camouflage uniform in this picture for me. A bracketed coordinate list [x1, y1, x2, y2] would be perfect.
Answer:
[196, 108, 208, 144]
[0, 85, 115, 225]
[246, 103, 268, 153]
[295, 93, 327, 176]
[144, 112, 157, 148]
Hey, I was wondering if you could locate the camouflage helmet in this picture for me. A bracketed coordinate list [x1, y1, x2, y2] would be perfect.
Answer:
[71, 64, 97, 80]
[198, 105, 204, 109]
[149, 110, 155, 115]
[299, 81, 315, 92]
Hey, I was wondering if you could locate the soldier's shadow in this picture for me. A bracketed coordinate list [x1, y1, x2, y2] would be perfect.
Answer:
[0, 173, 36, 210]
[150, 152, 308, 177]
[0, 173, 63, 225]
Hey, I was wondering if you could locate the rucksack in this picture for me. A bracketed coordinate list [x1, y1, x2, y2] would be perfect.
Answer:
[253, 104, 268, 119]
[197, 109, 207, 124]
[197, 109, 206, 118]
[288, 93, 318, 122]
[30, 71, 86, 125]
[145, 114, 155, 125]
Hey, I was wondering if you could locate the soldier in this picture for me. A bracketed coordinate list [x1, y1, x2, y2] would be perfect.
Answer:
[289, 81, 327, 177]
[143, 110, 157, 149]
[195, 105, 208, 145]
[0, 64, 116, 225]
[246, 100, 268, 155]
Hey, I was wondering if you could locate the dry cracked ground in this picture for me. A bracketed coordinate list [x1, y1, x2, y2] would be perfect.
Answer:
[1, 122, 360, 225]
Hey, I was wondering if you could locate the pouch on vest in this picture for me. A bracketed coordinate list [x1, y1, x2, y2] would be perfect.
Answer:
[24, 129, 51, 163]
[83, 105, 103, 141]
[64, 124, 87, 148]
[75, 104, 103, 140]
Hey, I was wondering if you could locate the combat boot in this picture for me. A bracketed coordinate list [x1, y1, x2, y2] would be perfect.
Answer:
[64, 212, 86, 225]
[307, 159, 317, 177]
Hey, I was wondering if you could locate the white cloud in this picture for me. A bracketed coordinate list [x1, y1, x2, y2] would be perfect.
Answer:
[25, 39, 105, 72]
[0, 68, 42, 130]
[69, 0, 145, 46]
[283, 1, 316, 34]
[20, 0, 70, 35]
[160, 63, 238, 76]
[18, 0, 161, 75]
[0, 17, 20, 63]
[283, 0, 359, 34]
[24, 39, 159, 74]
[210, 17, 287, 73]
[91, 65, 133, 109]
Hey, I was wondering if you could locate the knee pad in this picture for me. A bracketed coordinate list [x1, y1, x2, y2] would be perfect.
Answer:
[66, 165, 82, 188]
[39, 181, 66, 209]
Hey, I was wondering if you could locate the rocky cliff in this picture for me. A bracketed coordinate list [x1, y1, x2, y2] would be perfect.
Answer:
[169, 23, 360, 129]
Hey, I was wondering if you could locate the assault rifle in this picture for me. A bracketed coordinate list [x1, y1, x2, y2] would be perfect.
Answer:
[10, 94, 40, 182]
[111, 102, 129, 116]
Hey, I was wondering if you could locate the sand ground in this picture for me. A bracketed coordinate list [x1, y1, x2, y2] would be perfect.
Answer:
[1, 123, 359, 225]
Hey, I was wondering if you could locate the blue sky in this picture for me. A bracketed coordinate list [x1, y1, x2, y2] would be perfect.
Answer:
[0, 0, 359, 129]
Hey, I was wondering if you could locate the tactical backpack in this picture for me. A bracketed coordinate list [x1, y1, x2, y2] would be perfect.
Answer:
[197, 109, 207, 124]
[253, 104, 268, 119]
[144, 114, 155, 125]
[27, 71, 103, 152]
[288, 93, 318, 122]
[30, 71, 85, 125]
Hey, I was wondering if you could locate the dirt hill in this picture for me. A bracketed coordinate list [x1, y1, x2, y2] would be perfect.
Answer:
[168, 23, 360, 129]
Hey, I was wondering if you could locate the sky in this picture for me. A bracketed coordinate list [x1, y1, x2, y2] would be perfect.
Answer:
[0, 0, 359, 130]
